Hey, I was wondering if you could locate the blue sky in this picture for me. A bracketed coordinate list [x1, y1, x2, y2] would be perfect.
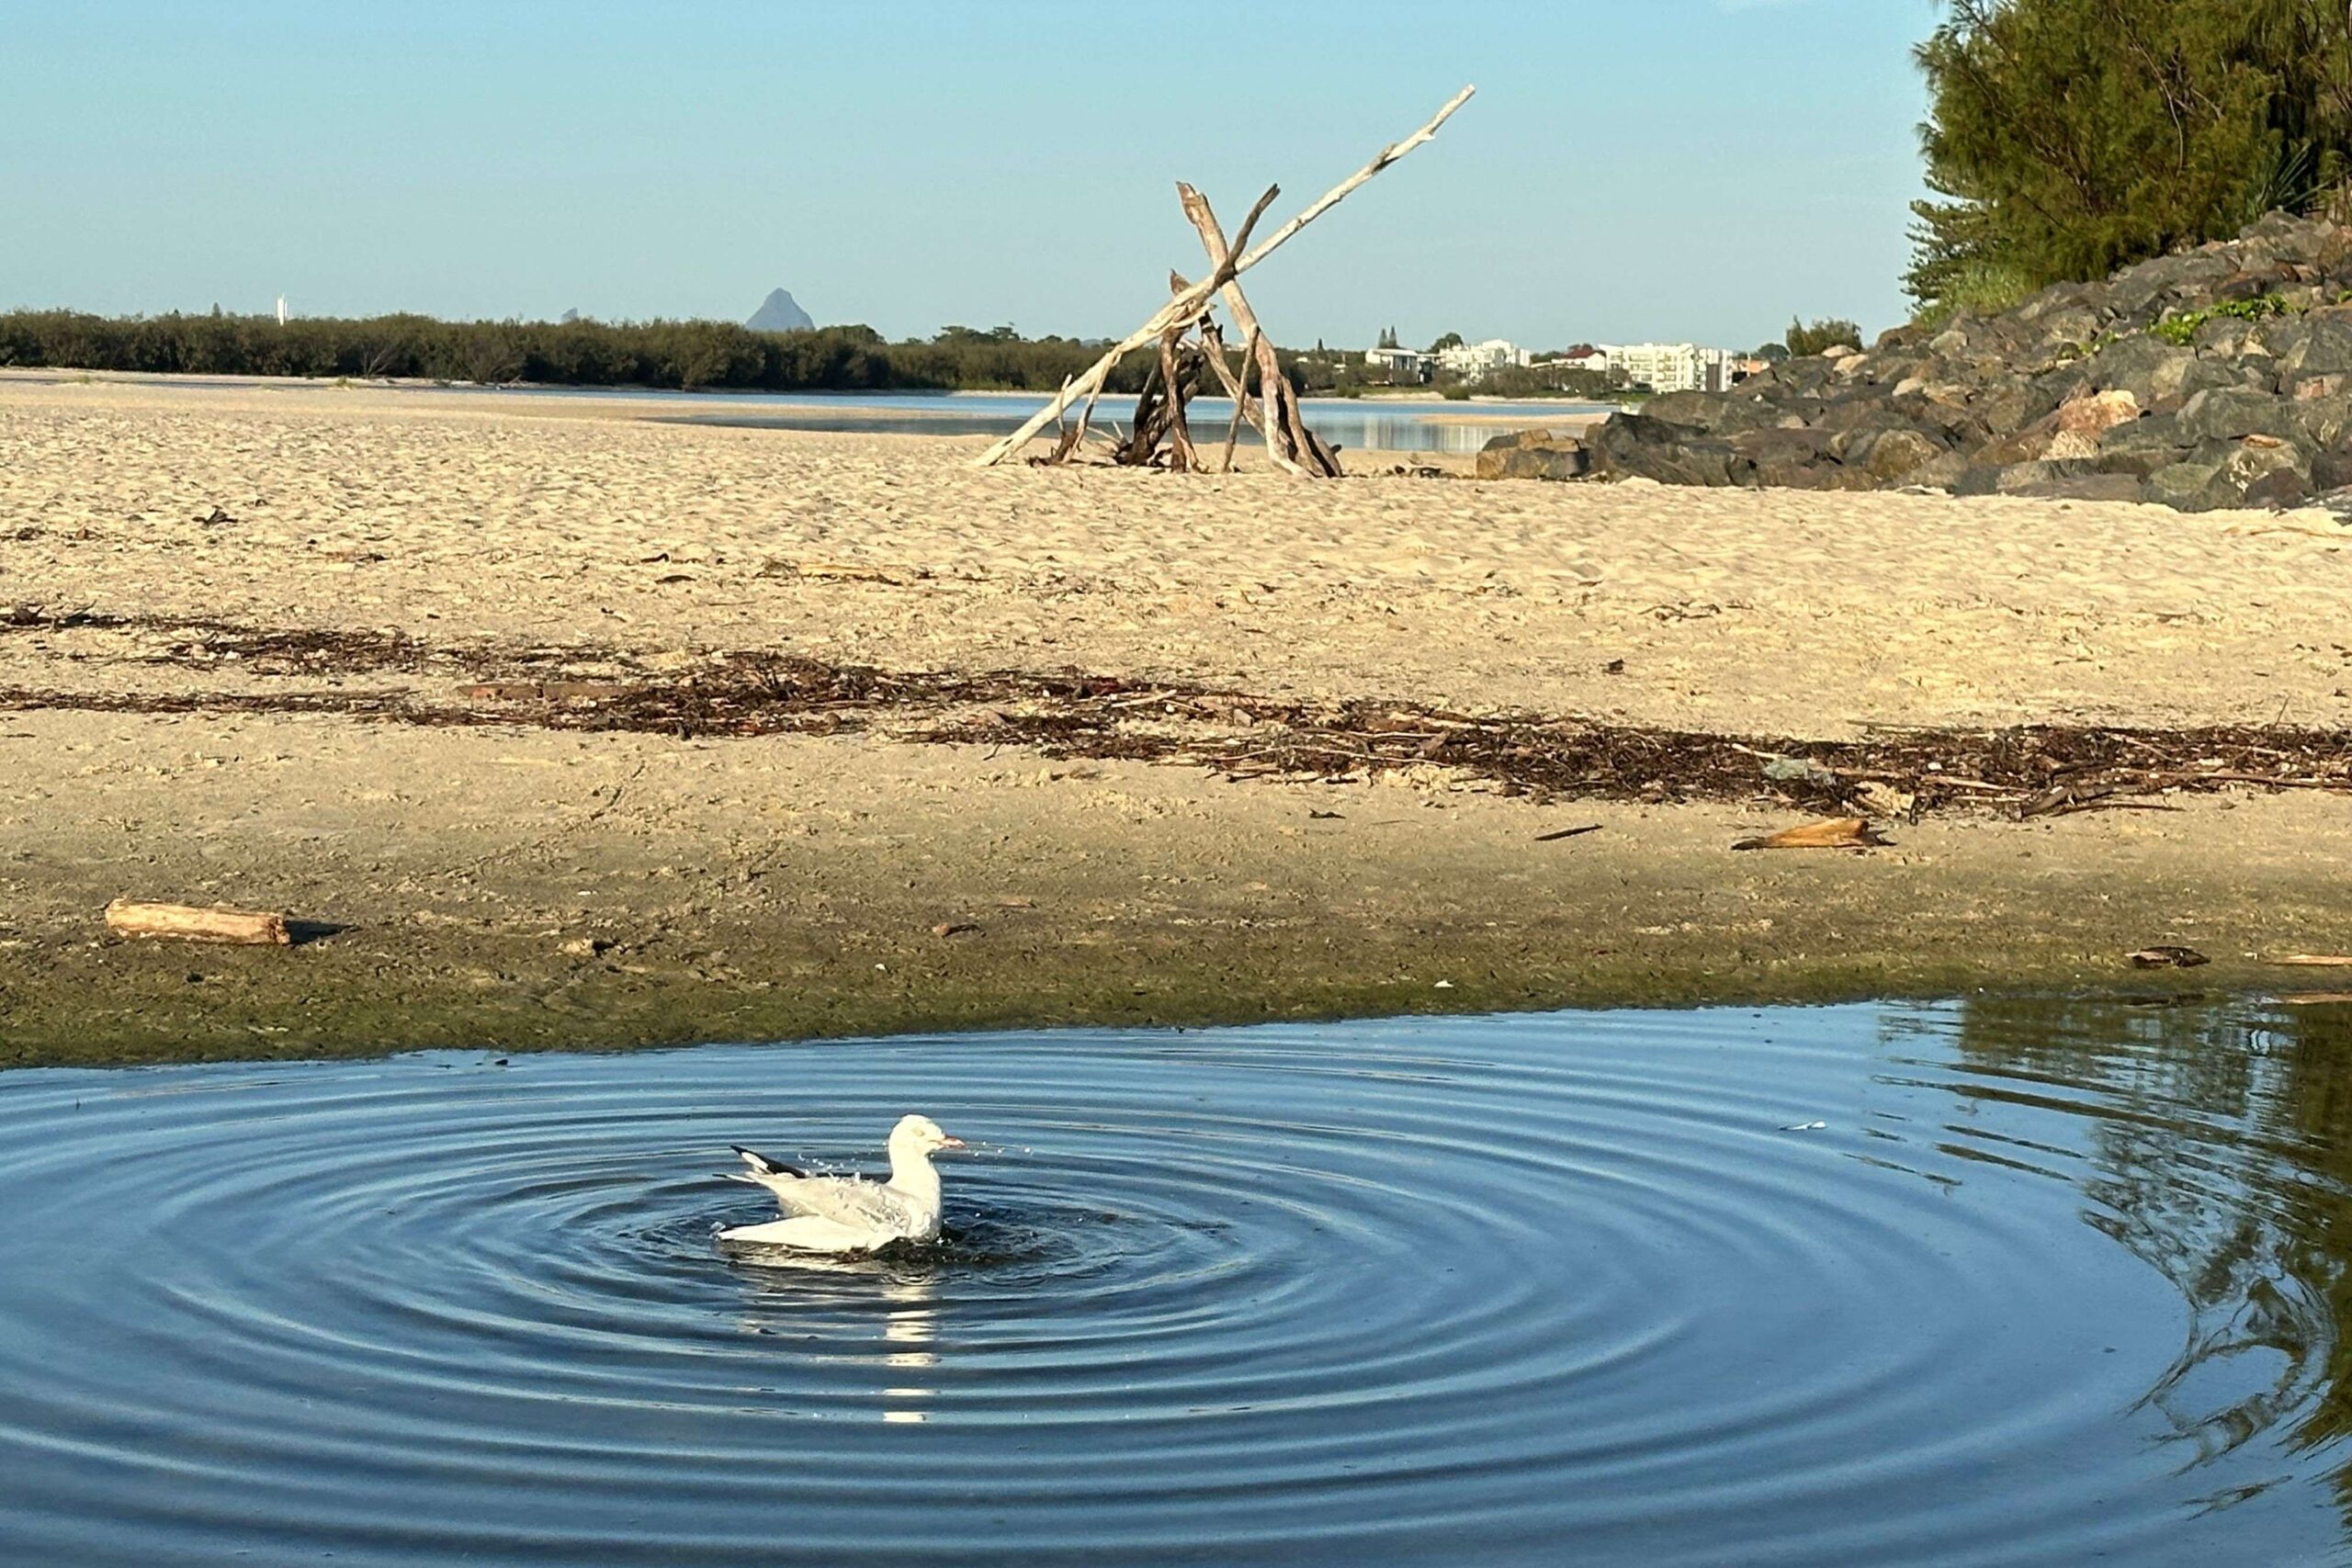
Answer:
[3, 0, 1939, 351]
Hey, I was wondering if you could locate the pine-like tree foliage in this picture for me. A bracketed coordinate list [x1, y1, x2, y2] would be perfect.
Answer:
[1910, 0, 2352, 315]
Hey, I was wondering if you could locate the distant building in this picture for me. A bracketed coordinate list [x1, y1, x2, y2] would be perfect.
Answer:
[1363, 344, 1431, 383]
[1599, 343, 1736, 394]
[1434, 338, 1531, 380]
[1536, 344, 1611, 375]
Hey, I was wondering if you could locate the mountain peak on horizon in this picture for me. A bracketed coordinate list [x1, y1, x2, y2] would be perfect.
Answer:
[746, 288, 814, 333]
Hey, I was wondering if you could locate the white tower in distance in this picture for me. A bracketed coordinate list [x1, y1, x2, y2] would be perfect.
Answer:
[276, 296, 288, 326]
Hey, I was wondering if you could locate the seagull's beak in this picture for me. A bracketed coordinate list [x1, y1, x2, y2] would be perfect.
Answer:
[938, 1135, 967, 1150]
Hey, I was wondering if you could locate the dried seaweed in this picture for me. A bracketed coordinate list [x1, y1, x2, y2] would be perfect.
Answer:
[7, 615, 2352, 817]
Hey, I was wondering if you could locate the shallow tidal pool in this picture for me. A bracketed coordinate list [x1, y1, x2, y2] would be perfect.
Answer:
[3, 1001, 2351, 1565]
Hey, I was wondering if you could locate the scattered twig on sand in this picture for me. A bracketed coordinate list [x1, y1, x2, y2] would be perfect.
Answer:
[1731, 818, 1889, 852]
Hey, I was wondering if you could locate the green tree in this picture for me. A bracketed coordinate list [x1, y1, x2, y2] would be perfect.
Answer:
[1910, 0, 2352, 317]
[1784, 317, 1863, 356]
[1427, 331, 1465, 352]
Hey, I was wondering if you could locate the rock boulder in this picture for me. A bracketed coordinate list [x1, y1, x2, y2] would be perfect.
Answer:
[1567, 210, 2352, 511]
[1476, 430, 1589, 481]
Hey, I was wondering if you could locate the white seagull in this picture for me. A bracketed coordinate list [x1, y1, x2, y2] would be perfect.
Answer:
[718, 1114, 966, 1253]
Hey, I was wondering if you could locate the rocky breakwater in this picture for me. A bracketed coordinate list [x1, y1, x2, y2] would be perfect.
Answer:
[1511, 212, 2352, 511]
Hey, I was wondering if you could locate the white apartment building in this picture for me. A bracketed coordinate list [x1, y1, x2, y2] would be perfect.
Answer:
[1598, 343, 1735, 394]
[1542, 348, 1611, 375]
[1362, 344, 1430, 381]
[1434, 338, 1531, 379]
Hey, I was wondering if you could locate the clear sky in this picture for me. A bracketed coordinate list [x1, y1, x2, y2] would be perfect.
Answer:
[4, 0, 1939, 352]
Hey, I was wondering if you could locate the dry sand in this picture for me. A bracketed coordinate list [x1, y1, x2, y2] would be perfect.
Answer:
[4, 374, 2350, 1064]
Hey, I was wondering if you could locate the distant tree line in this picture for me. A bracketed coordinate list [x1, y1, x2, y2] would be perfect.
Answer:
[0, 306, 1644, 400]
[0, 310, 1175, 394]
[1910, 0, 2352, 319]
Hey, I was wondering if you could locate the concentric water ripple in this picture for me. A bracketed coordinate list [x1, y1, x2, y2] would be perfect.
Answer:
[3, 1003, 2350, 1565]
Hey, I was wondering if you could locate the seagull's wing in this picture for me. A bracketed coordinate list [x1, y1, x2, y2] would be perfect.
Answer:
[763, 1175, 920, 1231]
[732, 1145, 808, 1179]
[718, 1213, 882, 1252]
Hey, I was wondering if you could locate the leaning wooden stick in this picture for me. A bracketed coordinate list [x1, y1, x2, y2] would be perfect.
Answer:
[106, 899, 292, 945]
[974, 85, 1475, 468]
[1178, 183, 1339, 476]
[1216, 326, 1259, 472]
[1155, 273, 1204, 472]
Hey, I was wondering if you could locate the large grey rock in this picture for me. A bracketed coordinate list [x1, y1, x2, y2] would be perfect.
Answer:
[1969, 377, 2056, 437]
[1476, 430, 1588, 481]
[1844, 425, 1947, 481]
[2140, 460, 2237, 511]
[1953, 459, 2104, 497]
[1905, 451, 1971, 491]
[2014, 471, 2147, 502]
[1586, 414, 1742, 487]
[2228, 436, 2315, 507]
[2142, 438, 2313, 510]
[1639, 390, 1720, 429]
[2174, 355, 2263, 402]
[2083, 335, 2195, 405]
[2295, 393, 2352, 448]
[2278, 310, 2352, 381]
[2313, 442, 2352, 492]
[2179, 388, 2304, 443]
[2091, 412, 2188, 477]
[1726, 426, 1841, 488]
[1566, 213, 2352, 508]
[2107, 251, 2235, 321]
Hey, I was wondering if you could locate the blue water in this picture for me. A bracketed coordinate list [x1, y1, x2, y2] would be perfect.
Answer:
[623, 389, 1602, 456]
[42, 373, 1595, 456]
[2, 999, 2348, 1565]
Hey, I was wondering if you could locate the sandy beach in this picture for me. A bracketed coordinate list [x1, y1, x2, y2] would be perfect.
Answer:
[6, 374, 2352, 1063]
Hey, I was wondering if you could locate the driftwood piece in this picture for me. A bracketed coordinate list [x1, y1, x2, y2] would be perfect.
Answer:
[1174, 188, 1305, 475]
[1041, 375, 1084, 464]
[1120, 363, 1168, 466]
[1154, 273, 1203, 472]
[1073, 370, 1105, 452]
[1178, 186, 1343, 477]
[975, 85, 1475, 468]
[106, 899, 291, 945]
[1730, 818, 1890, 852]
[1182, 302, 1266, 472]
[1219, 328, 1259, 472]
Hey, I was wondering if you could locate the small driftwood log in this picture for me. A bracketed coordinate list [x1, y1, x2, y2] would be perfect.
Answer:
[106, 899, 292, 944]
[976, 85, 1475, 468]
[1730, 818, 1890, 852]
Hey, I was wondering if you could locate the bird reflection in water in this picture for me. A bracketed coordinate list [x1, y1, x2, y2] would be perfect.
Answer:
[879, 1277, 941, 1425]
[727, 1246, 944, 1426]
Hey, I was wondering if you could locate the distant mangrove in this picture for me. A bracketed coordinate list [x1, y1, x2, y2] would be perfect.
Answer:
[0, 311, 1173, 394]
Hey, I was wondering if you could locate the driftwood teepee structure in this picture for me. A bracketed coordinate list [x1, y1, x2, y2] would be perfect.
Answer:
[975, 85, 1475, 478]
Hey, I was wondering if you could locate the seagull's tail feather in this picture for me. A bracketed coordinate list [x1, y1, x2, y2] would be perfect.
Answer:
[732, 1145, 809, 1179]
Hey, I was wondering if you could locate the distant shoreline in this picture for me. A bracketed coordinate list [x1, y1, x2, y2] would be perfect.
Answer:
[0, 367, 1612, 406]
